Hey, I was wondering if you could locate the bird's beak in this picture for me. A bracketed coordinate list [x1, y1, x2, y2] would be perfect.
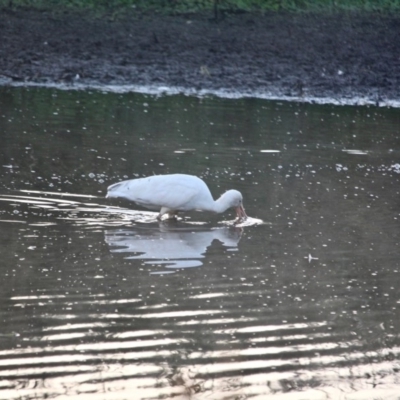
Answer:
[235, 204, 247, 220]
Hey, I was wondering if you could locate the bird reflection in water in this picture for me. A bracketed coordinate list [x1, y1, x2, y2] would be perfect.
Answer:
[105, 223, 242, 273]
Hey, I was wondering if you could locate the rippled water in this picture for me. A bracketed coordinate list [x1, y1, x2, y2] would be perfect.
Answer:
[1, 87, 400, 399]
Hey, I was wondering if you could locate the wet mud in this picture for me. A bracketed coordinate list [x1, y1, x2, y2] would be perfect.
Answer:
[1, 8, 399, 103]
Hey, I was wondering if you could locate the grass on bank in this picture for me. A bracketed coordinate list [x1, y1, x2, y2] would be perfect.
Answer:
[2, 0, 400, 13]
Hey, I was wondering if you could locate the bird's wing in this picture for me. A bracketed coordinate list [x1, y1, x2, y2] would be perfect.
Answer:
[130, 175, 209, 211]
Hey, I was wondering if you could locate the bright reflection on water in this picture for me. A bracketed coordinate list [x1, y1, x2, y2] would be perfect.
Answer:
[0, 87, 400, 399]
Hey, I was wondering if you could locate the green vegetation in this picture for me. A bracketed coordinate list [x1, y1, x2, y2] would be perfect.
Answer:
[2, 0, 400, 13]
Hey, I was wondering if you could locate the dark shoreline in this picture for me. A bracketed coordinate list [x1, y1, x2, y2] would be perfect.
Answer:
[1, 8, 399, 105]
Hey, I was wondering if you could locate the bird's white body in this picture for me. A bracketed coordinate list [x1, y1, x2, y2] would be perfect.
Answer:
[106, 174, 247, 221]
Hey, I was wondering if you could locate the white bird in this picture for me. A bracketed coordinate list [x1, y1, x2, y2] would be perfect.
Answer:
[106, 173, 247, 221]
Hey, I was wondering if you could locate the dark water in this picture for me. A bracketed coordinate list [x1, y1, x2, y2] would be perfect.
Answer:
[0, 87, 400, 399]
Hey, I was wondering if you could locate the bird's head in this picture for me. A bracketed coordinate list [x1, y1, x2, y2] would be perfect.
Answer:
[220, 190, 247, 220]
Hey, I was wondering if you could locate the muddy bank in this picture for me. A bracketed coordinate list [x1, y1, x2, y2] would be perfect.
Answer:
[1, 8, 399, 103]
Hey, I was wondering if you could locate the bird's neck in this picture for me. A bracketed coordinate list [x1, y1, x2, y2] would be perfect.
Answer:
[212, 195, 230, 213]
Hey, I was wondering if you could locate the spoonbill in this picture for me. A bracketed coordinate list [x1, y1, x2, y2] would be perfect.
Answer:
[106, 173, 247, 221]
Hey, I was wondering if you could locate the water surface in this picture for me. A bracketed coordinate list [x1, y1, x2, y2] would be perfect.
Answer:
[0, 87, 400, 399]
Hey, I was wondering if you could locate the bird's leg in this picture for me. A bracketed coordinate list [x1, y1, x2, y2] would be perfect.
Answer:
[158, 207, 178, 221]
[157, 206, 169, 221]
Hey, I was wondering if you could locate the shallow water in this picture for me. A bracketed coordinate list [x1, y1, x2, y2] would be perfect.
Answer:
[0, 87, 400, 399]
